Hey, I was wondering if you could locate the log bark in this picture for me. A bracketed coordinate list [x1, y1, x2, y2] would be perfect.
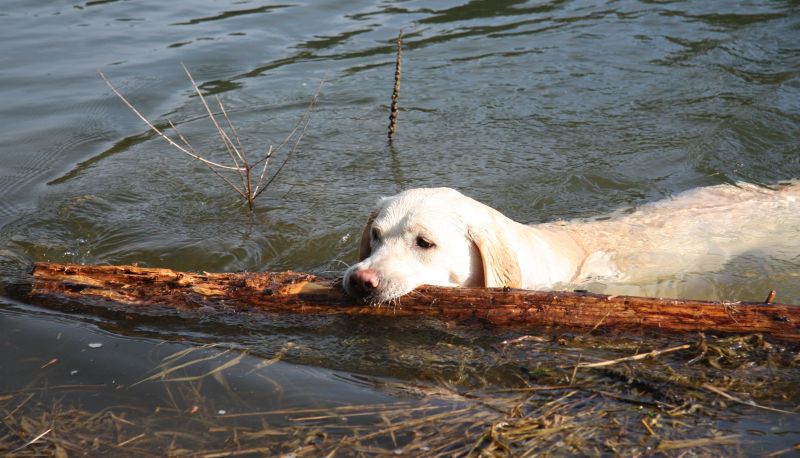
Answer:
[28, 262, 800, 341]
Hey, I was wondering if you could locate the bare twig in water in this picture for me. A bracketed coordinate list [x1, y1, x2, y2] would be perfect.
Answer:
[575, 343, 693, 369]
[700, 383, 797, 415]
[10, 427, 52, 453]
[387, 30, 403, 143]
[100, 66, 323, 210]
[500, 335, 549, 346]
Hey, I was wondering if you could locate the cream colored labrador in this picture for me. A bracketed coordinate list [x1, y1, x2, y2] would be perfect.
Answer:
[343, 183, 800, 303]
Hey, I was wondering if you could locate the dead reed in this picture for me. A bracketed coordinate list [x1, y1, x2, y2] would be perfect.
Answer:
[100, 65, 323, 210]
[2, 333, 796, 456]
[387, 30, 403, 143]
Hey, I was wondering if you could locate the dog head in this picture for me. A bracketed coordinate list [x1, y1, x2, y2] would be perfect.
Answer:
[343, 188, 522, 303]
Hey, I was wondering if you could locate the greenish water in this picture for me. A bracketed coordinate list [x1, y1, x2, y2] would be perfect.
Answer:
[1, 0, 799, 455]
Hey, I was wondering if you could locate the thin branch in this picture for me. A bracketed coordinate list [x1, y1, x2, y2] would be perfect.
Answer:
[104, 68, 248, 202]
[100, 72, 242, 171]
[701, 383, 797, 415]
[251, 77, 324, 170]
[103, 67, 321, 209]
[252, 144, 273, 198]
[576, 343, 692, 369]
[168, 120, 248, 200]
[168, 119, 200, 157]
[215, 94, 249, 195]
[252, 79, 324, 199]
[11, 428, 52, 453]
[181, 63, 246, 170]
[216, 94, 246, 161]
[253, 103, 312, 199]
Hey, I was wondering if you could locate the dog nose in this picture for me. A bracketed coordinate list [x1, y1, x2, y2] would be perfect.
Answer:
[349, 268, 380, 294]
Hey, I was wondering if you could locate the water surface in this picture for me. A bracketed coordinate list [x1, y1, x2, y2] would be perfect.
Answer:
[1, 0, 799, 455]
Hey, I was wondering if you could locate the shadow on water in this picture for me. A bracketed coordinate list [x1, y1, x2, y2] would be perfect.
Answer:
[416, 0, 568, 24]
[170, 4, 294, 26]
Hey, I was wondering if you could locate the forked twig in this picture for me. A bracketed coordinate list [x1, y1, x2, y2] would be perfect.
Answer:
[101, 66, 322, 210]
[99, 72, 239, 171]
[168, 119, 248, 200]
[180, 63, 246, 169]
[253, 79, 324, 200]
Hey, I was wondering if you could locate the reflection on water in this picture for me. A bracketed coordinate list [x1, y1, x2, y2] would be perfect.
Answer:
[1, 0, 799, 455]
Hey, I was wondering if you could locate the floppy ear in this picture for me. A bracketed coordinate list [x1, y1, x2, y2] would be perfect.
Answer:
[467, 224, 523, 289]
[357, 209, 379, 261]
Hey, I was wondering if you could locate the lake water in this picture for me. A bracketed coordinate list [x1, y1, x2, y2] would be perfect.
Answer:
[1, 0, 799, 455]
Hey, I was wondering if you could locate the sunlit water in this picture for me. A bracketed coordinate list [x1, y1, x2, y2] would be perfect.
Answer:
[1, 0, 799, 454]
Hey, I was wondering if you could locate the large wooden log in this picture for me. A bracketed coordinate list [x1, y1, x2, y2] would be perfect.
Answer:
[28, 262, 800, 341]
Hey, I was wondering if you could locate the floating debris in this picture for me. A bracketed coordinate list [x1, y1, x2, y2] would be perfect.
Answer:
[0, 333, 796, 456]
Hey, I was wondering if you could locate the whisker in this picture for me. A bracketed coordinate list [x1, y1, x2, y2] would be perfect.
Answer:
[327, 259, 353, 269]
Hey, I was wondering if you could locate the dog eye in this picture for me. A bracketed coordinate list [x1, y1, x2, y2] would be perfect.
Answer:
[371, 228, 381, 241]
[416, 236, 434, 249]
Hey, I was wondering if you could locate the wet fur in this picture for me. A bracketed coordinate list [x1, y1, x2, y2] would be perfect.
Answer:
[343, 183, 800, 303]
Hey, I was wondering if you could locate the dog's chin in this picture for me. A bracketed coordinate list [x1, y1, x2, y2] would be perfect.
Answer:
[367, 290, 411, 306]
[344, 281, 415, 306]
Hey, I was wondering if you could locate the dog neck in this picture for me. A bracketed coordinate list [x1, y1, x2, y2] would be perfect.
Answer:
[512, 223, 589, 288]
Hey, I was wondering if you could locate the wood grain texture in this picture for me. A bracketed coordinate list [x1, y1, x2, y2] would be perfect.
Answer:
[29, 262, 800, 340]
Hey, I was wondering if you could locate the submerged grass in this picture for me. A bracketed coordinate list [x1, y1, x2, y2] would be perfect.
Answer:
[1, 333, 798, 456]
